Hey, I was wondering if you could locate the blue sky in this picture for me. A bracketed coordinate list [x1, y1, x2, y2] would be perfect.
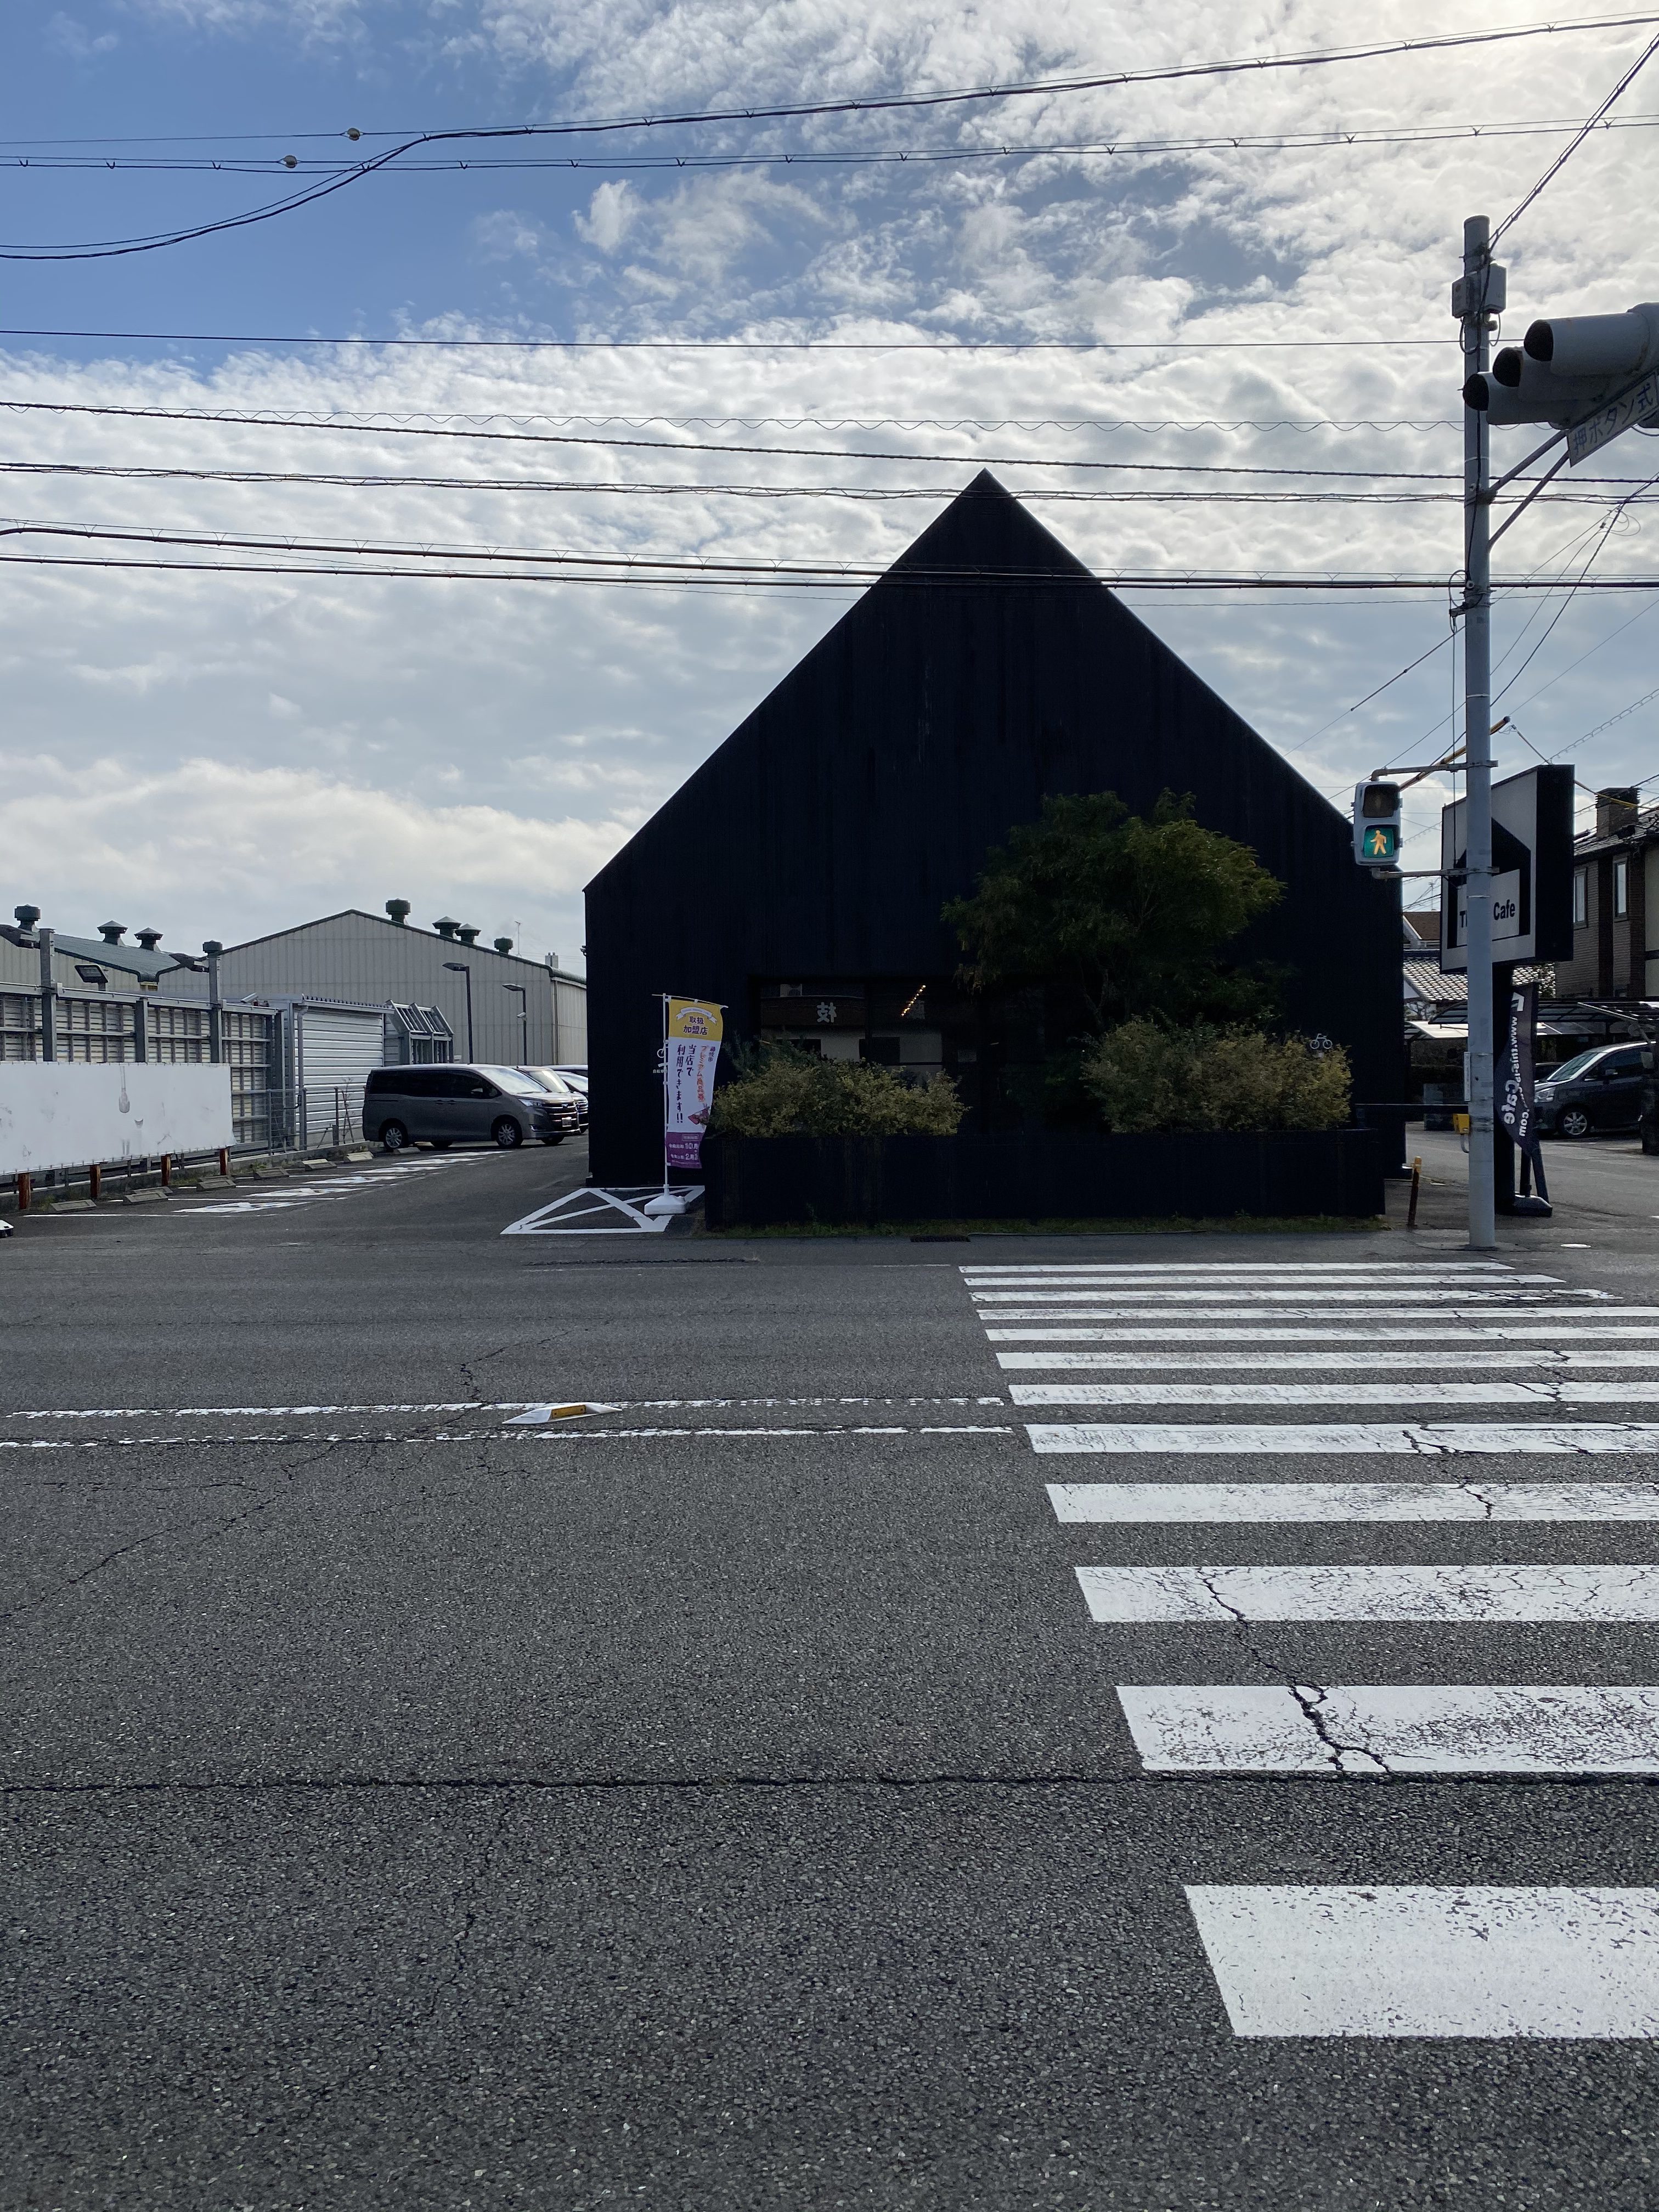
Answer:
[4, 1, 1658, 967]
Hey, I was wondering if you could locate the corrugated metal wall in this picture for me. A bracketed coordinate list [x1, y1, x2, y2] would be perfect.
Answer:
[219, 911, 583, 1067]
[295, 1005, 386, 1146]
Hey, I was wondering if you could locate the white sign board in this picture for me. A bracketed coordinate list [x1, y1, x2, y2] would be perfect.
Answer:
[1568, 370, 1659, 466]
[1453, 870, 1525, 949]
[1440, 764, 1575, 973]
[0, 1064, 233, 1176]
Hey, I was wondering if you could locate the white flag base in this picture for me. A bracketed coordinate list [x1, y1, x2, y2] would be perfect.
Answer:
[642, 1190, 689, 1216]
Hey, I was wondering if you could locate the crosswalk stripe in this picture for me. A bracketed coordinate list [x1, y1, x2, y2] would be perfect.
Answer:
[961, 1263, 1527, 1277]
[1184, 1886, 1659, 2038]
[1075, 1563, 1659, 1622]
[963, 1274, 1548, 1289]
[998, 1348, 1659, 1371]
[1118, 1685, 1659, 1775]
[972, 1306, 1640, 1323]
[1048, 1480, 1659, 1521]
[1010, 1380, 1659, 1407]
[986, 1324, 1659, 1342]
[1029, 1421, 1659, 1454]
[969, 1288, 1602, 1305]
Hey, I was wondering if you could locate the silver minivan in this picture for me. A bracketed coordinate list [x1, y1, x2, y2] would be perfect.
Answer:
[363, 1064, 573, 1151]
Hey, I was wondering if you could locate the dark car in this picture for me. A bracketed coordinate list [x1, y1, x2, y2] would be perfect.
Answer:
[1534, 1043, 1648, 1138]
[363, 1063, 579, 1151]
[518, 1065, 589, 1132]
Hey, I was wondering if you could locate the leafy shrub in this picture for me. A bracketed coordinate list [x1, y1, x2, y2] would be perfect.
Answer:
[1080, 1021, 1351, 1134]
[708, 1047, 968, 1138]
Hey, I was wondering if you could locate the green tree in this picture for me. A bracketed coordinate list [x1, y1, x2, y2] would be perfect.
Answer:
[943, 790, 1284, 1030]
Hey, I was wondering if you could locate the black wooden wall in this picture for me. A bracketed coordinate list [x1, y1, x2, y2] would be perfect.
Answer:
[585, 472, 1402, 1184]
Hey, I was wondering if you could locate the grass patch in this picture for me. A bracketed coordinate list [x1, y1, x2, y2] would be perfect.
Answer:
[698, 1213, 1389, 1239]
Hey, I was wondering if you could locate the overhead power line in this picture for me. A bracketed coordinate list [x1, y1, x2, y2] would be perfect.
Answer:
[4, 11, 1653, 258]
[8, 458, 1657, 505]
[1492, 29, 1659, 241]
[8, 109, 1657, 176]
[5, 16, 1657, 152]
[8, 516, 1659, 589]
[0, 453, 1466, 486]
[0, 397, 1484, 472]
[0, 328, 1451, 351]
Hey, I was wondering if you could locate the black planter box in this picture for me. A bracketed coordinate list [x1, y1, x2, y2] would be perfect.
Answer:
[702, 1128, 1385, 1228]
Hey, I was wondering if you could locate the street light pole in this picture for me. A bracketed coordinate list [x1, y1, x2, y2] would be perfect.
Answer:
[502, 983, 528, 1064]
[443, 960, 474, 1060]
[1460, 214, 1499, 1251]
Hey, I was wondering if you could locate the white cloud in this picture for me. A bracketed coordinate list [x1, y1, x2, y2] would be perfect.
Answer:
[575, 180, 640, 254]
[0, 751, 627, 956]
[6, 0, 1659, 944]
[120, 0, 369, 32]
[472, 208, 546, 262]
[44, 12, 120, 58]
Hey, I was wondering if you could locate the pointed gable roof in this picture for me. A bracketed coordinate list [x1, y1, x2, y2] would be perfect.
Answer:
[584, 472, 1401, 1177]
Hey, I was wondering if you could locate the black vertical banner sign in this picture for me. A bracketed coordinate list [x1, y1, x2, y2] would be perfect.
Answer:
[1496, 978, 1549, 1205]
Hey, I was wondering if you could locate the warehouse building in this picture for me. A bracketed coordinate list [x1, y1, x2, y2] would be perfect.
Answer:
[584, 472, 1401, 1184]
[2, 902, 587, 1150]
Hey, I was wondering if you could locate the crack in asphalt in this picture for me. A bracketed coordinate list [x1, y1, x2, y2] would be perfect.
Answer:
[1459, 1480, 1499, 1521]
[1191, 1570, 1393, 1781]
[5, 1768, 1651, 1797]
[2, 1436, 358, 1622]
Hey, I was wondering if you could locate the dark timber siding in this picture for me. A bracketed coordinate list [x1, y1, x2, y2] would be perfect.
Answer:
[585, 473, 1402, 1183]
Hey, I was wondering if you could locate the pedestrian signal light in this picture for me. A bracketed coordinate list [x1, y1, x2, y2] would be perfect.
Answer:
[1353, 781, 1402, 868]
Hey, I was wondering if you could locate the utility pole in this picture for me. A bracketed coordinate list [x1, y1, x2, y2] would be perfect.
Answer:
[1458, 215, 1503, 1251]
[443, 960, 475, 1060]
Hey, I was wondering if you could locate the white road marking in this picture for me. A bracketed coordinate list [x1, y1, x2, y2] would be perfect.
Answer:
[1075, 1563, 1659, 1622]
[2, 1401, 540, 1419]
[972, 1307, 1644, 1324]
[181, 1159, 486, 1214]
[1048, 1480, 1659, 1522]
[1010, 1380, 1659, 1407]
[1030, 1422, 1659, 1455]
[969, 1288, 1603, 1305]
[997, 1348, 1659, 1372]
[961, 1263, 1528, 1277]
[0, 1424, 1018, 1451]
[1118, 1685, 1659, 1775]
[985, 1325, 1659, 1344]
[964, 1276, 1547, 1290]
[501, 1185, 701, 1236]
[1185, 1886, 1659, 2038]
[0, 1394, 1009, 1423]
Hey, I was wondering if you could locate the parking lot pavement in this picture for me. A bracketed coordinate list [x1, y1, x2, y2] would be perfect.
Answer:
[1393, 1126, 1657, 1254]
[10, 1194, 1659, 2207]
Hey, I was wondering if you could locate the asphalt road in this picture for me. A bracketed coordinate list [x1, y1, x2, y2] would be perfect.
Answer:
[7, 1136, 1659, 2209]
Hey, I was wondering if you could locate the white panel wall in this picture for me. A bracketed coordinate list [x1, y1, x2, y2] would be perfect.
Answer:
[0, 1064, 233, 1174]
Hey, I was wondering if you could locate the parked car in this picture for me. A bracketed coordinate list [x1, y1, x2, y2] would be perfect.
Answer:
[518, 1066, 589, 1131]
[363, 1063, 579, 1150]
[548, 1064, 588, 1097]
[1534, 1043, 1648, 1138]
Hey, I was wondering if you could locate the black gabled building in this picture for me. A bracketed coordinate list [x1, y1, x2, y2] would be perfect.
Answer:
[585, 471, 1401, 1184]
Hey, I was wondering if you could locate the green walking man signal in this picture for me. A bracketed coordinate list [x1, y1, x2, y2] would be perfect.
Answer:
[1353, 780, 1402, 868]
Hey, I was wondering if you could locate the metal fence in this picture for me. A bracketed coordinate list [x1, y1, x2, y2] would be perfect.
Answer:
[261, 1082, 368, 1152]
[0, 989, 279, 1149]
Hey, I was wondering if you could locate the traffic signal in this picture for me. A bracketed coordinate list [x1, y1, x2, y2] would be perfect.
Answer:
[1464, 302, 1659, 428]
[1353, 780, 1401, 867]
